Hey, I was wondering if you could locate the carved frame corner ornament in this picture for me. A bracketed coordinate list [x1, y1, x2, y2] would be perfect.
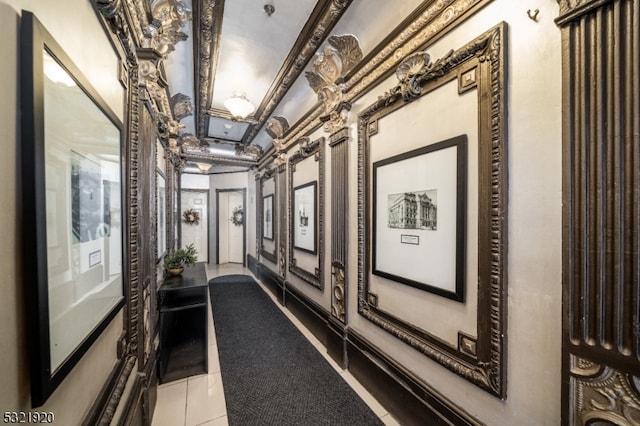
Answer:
[170, 92, 193, 121]
[266, 116, 290, 139]
[331, 262, 346, 322]
[288, 137, 325, 290]
[555, 0, 616, 26]
[570, 355, 640, 425]
[357, 22, 508, 398]
[235, 143, 263, 161]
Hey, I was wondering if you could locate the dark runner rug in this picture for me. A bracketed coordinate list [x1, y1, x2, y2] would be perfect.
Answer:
[209, 274, 385, 426]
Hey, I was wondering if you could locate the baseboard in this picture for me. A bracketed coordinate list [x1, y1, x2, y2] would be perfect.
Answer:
[82, 355, 139, 426]
[254, 260, 480, 426]
[326, 317, 348, 369]
[120, 375, 144, 426]
[257, 262, 284, 302]
[283, 282, 329, 347]
[143, 350, 158, 425]
[247, 254, 259, 275]
[347, 330, 483, 426]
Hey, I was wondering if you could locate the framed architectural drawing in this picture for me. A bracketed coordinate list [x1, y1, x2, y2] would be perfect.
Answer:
[372, 135, 466, 301]
[293, 181, 317, 254]
[21, 11, 125, 406]
[288, 137, 325, 289]
[357, 23, 508, 398]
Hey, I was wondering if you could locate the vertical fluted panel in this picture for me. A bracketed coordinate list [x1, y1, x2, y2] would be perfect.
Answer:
[565, 0, 639, 363]
[332, 139, 347, 264]
[330, 129, 349, 322]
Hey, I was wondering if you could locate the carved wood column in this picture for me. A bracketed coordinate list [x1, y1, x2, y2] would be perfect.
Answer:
[557, 1, 640, 424]
[277, 159, 288, 280]
[327, 126, 350, 368]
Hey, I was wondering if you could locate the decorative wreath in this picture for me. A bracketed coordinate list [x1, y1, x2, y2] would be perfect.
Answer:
[230, 205, 244, 227]
[183, 208, 200, 225]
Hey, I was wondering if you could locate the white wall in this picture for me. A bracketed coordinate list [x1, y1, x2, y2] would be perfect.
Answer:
[181, 173, 210, 190]
[265, 0, 562, 424]
[0, 0, 124, 420]
[344, 1, 563, 424]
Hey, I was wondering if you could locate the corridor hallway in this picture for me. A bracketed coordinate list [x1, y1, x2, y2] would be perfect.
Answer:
[152, 263, 399, 426]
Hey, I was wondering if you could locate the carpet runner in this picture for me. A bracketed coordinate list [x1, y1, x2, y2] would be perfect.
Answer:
[209, 274, 384, 426]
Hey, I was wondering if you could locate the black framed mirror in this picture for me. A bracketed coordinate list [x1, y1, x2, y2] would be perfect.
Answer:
[21, 11, 125, 407]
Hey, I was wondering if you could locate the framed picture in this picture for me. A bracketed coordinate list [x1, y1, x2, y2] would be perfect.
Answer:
[293, 181, 317, 254]
[372, 135, 467, 301]
[263, 194, 274, 240]
[21, 12, 125, 407]
[357, 23, 508, 398]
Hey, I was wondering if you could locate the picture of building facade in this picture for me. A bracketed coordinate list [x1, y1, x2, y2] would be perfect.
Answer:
[387, 190, 437, 230]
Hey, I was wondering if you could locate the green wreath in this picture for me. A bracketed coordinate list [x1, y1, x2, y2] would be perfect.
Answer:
[183, 208, 200, 225]
[230, 206, 244, 227]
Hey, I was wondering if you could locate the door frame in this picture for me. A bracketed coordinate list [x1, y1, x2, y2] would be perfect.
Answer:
[216, 188, 247, 266]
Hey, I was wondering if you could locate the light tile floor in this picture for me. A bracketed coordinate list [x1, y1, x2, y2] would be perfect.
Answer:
[152, 263, 400, 426]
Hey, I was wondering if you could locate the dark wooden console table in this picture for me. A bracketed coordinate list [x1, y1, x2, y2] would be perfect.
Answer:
[158, 262, 209, 383]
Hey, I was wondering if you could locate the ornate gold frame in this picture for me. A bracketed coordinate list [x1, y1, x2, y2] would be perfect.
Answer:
[357, 23, 508, 398]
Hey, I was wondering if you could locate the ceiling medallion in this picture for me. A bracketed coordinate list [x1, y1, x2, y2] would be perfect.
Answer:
[223, 92, 255, 119]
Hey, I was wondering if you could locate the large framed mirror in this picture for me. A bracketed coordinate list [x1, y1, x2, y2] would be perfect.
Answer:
[21, 11, 125, 407]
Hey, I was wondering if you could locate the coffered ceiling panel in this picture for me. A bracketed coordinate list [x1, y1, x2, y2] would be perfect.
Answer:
[157, 0, 428, 170]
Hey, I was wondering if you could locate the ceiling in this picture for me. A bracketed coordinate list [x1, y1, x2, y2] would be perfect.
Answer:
[157, 0, 425, 173]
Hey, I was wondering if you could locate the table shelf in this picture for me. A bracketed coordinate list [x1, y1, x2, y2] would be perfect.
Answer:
[157, 263, 209, 384]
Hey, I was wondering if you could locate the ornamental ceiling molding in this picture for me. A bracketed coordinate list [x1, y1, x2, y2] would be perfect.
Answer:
[345, 0, 485, 93]
[143, 0, 191, 55]
[94, 0, 139, 66]
[275, 0, 493, 153]
[182, 150, 258, 167]
[194, 0, 224, 139]
[265, 116, 290, 139]
[306, 34, 362, 109]
[238, 0, 354, 145]
[194, 0, 354, 142]
[235, 144, 263, 161]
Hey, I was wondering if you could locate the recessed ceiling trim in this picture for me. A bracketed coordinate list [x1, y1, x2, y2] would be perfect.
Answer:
[345, 0, 493, 94]
[238, 0, 355, 146]
[183, 151, 257, 167]
[193, 0, 225, 139]
[206, 107, 258, 125]
[273, 0, 494, 154]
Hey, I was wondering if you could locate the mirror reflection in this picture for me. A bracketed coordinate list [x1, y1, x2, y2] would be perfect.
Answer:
[43, 50, 123, 372]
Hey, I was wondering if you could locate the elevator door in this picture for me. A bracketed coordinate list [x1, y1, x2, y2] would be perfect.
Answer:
[218, 190, 244, 264]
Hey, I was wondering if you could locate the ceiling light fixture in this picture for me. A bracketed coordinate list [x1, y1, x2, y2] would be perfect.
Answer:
[196, 162, 212, 173]
[223, 91, 255, 119]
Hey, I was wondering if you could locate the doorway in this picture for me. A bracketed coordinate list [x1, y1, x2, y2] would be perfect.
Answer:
[216, 188, 246, 265]
[181, 189, 209, 263]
